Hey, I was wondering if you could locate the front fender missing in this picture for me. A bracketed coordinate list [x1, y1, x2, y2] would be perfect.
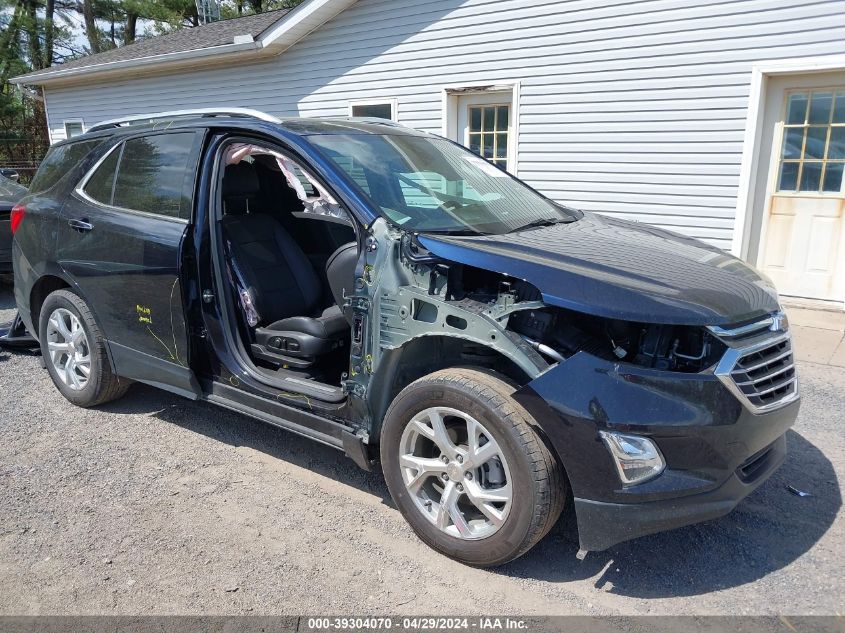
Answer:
[379, 285, 548, 379]
[350, 219, 549, 432]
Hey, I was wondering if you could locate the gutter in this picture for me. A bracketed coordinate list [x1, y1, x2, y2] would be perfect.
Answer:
[10, 0, 358, 89]
[10, 38, 264, 87]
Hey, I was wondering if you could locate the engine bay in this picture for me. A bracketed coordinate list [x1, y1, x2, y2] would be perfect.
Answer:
[440, 262, 726, 374]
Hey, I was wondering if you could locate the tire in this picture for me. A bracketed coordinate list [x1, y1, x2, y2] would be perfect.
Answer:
[39, 289, 130, 407]
[380, 368, 566, 567]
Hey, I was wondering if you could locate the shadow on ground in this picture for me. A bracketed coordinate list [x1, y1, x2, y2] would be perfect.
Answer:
[503, 429, 840, 598]
[97, 381, 841, 600]
[101, 383, 389, 500]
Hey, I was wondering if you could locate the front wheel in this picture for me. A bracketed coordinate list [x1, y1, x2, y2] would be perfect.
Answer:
[380, 368, 566, 567]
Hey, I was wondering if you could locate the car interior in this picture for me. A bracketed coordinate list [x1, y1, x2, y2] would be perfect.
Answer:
[217, 143, 359, 388]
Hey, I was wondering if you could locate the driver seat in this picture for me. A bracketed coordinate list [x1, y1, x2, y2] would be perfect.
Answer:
[220, 163, 348, 368]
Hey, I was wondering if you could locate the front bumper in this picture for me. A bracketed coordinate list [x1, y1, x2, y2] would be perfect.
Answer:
[573, 433, 786, 551]
[514, 351, 800, 551]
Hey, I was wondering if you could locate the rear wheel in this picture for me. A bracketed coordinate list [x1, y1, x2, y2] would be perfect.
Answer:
[380, 368, 566, 567]
[39, 289, 130, 407]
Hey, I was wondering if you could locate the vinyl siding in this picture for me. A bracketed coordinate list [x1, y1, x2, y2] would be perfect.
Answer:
[43, 0, 845, 248]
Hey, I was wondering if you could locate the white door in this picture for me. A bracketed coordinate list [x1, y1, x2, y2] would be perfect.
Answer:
[456, 92, 514, 172]
[759, 87, 845, 303]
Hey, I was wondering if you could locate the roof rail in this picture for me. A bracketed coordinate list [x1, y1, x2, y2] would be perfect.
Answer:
[346, 116, 406, 128]
[88, 108, 282, 133]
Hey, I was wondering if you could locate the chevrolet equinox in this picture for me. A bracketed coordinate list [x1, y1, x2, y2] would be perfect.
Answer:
[8, 109, 800, 567]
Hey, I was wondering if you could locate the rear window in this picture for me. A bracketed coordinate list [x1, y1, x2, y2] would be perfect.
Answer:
[112, 133, 196, 219]
[83, 146, 120, 206]
[29, 139, 102, 194]
[81, 132, 199, 220]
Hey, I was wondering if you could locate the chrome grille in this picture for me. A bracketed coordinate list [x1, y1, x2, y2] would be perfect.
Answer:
[709, 313, 799, 413]
[729, 338, 796, 409]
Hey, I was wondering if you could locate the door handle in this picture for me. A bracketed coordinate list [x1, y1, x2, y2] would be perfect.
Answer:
[68, 218, 93, 232]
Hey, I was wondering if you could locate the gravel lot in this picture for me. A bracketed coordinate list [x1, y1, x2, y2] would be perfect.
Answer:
[0, 283, 842, 616]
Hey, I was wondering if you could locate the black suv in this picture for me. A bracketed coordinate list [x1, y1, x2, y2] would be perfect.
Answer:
[9, 109, 799, 567]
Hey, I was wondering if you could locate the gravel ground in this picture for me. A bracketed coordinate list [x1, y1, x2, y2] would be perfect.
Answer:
[0, 283, 842, 616]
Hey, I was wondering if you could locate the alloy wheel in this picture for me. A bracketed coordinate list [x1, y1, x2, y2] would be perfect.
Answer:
[46, 308, 91, 391]
[399, 406, 513, 540]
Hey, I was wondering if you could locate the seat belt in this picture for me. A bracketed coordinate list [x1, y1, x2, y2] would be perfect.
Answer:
[223, 237, 261, 328]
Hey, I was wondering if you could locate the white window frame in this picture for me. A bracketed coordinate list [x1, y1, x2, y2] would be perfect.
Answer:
[440, 81, 521, 177]
[63, 119, 85, 139]
[348, 98, 398, 122]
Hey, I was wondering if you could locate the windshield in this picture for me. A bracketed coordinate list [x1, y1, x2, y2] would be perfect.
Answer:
[307, 134, 579, 235]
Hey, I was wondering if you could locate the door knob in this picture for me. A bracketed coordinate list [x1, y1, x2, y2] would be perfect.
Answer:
[68, 218, 93, 232]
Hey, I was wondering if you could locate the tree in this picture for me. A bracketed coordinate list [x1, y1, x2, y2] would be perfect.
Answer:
[0, 0, 307, 181]
[224, 0, 305, 16]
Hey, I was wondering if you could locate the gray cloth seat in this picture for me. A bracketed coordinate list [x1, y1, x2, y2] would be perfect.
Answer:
[221, 163, 348, 367]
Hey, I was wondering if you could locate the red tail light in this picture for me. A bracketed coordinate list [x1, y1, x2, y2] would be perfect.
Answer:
[10, 204, 25, 234]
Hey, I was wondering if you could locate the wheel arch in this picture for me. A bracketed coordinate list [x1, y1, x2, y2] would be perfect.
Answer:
[29, 274, 72, 336]
[30, 274, 118, 375]
[367, 334, 536, 442]
[368, 336, 575, 515]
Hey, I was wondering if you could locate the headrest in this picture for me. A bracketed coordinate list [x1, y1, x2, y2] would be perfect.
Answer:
[222, 162, 260, 199]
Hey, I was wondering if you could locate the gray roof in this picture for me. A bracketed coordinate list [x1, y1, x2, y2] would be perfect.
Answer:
[15, 10, 289, 81]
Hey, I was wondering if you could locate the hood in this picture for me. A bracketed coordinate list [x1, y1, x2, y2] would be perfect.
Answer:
[418, 212, 779, 326]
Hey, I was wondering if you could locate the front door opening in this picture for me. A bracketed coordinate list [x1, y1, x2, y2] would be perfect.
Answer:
[212, 141, 359, 401]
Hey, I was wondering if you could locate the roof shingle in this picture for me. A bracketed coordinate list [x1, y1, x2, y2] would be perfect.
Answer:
[16, 10, 289, 81]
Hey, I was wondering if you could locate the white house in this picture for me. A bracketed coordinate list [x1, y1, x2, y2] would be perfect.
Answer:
[12, 0, 845, 308]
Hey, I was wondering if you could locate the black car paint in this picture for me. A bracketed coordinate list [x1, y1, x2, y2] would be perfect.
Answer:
[55, 130, 205, 398]
[420, 212, 780, 326]
[512, 351, 798, 550]
[10, 117, 799, 553]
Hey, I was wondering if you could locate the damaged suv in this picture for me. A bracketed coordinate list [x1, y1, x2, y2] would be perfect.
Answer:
[9, 109, 799, 567]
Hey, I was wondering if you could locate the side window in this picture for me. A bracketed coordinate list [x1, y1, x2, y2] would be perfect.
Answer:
[29, 140, 102, 194]
[112, 133, 197, 219]
[83, 145, 121, 205]
[285, 159, 321, 198]
[308, 145, 370, 194]
[223, 142, 353, 225]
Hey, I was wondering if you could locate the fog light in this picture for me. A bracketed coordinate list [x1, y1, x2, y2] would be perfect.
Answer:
[599, 431, 665, 485]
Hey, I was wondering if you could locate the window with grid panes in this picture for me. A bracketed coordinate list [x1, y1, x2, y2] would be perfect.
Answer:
[777, 89, 845, 194]
[468, 105, 509, 168]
